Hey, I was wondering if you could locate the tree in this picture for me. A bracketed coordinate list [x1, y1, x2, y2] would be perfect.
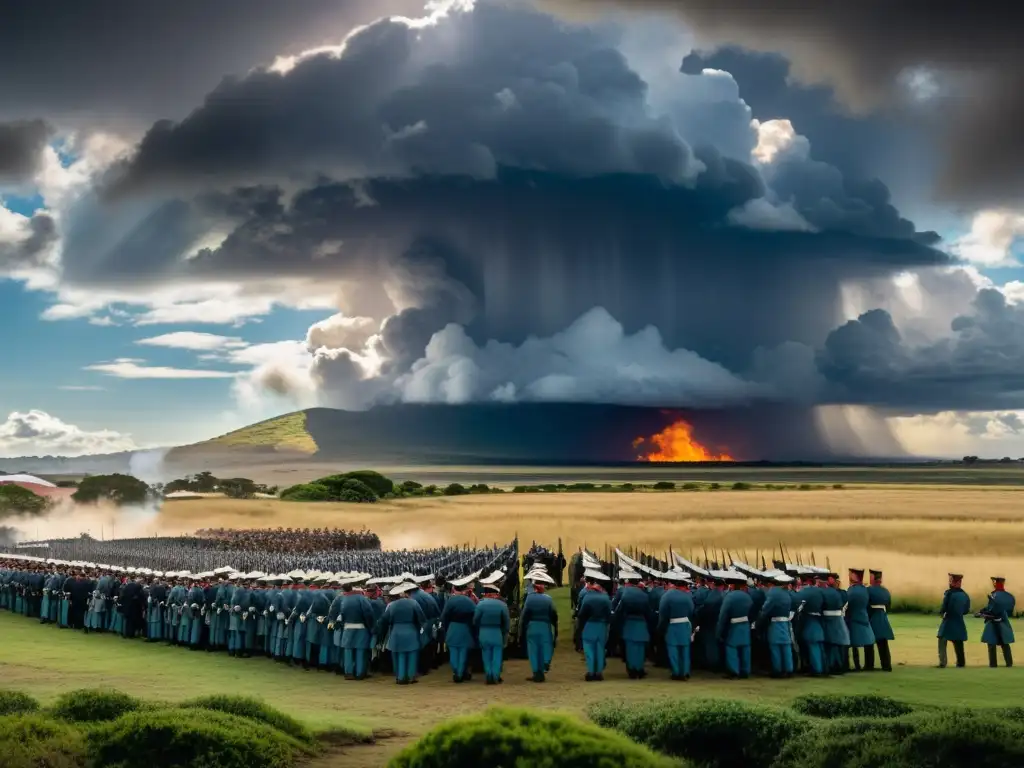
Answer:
[0, 484, 49, 517]
[72, 474, 152, 506]
[219, 478, 258, 499]
[963, 456, 979, 465]
[443, 483, 469, 496]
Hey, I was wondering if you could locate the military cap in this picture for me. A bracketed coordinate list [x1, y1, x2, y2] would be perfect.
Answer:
[528, 570, 556, 585]
[413, 573, 435, 584]
[448, 570, 481, 588]
[869, 569, 883, 580]
[991, 576, 1007, 583]
[949, 573, 964, 580]
[583, 568, 610, 582]
[481, 583, 502, 593]
[390, 581, 417, 596]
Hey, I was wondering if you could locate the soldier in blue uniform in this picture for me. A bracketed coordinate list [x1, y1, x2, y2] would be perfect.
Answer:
[519, 568, 557, 682]
[474, 582, 511, 685]
[938, 573, 970, 668]
[696, 572, 724, 671]
[575, 569, 612, 681]
[411, 574, 441, 675]
[657, 568, 694, 680]
[717, 572, 753, 678]
[306, 573, 333, 669]
[337, 573, 376, 679]
[758, 571, 795, 677]
[378, 581, 427, 685]
[614, 569, 653, 679]
[146, 573, 167, 641]
[797, 570, 827, 676]
[978, 576, 1014, 668]
[866, 569, 894, 671]
[441, 572, 479, 682]
[822, 573, 850, 674]
[845, 568, 875, 672]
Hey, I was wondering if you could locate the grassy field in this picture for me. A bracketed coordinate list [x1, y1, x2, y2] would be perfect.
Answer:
[136, 487, 1024, 602]
[1, 589, 1019, 767]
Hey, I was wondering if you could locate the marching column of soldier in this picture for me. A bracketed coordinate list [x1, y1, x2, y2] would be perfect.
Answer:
[1, 543, 1016, 683]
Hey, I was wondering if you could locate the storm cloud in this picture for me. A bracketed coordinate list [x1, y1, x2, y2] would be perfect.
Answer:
[0, 119, 53, 182]
[4, 0, 1022, 458]
[544, 0, 1024, 208]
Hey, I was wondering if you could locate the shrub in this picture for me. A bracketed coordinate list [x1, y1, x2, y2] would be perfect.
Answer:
[652, 481, 675, 490]
[0, 689, 40, 716]
[682, 482, 700, 490]
[279, 482, 334, 502]
[512, 486, 527, 493]
[389, 707, 677, 768]
[0, 484, 50, 516]
[832, 483, 844, 489]
[791, 693, 914, 719]
[179, 695, 311, 741]
[709, 482, 721, 490]
[589, 698, 807, 768]
[731, 481, 752, 490]
[72, 473, 152, 505]
[798, 483, 813, 490]
[468, 483, 491, 493]
[316, 474, 382, 501]
[443, 483, 469, 496]
[336, 470, 394, 497]
[0, 713, 89, 768]
[50, 689, 142, 723]
[400, 480, 423, 491]
[88, 708, 307, 768]
[774, 710, 1024, 768]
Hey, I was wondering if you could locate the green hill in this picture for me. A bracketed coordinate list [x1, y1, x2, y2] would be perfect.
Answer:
[169, 411, 318, 462]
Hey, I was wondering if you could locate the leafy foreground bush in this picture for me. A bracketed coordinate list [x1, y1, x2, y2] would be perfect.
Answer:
[50, 688, 142, 723]
[774, 710, 1024, 768]
[389, 707, 678, 768]
[88, 707, 310, 768]
[0, 713, 89, 768]
[181, 694, 312, 741]
[0, 689, 40, 716]
[791, 693, 914, 719]
[588, 698, 807, 768]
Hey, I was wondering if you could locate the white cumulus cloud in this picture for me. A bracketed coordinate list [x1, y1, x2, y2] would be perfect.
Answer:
[951, 209, 1024, 266]
[135, 331, 248, 351]
[84, 358, 237, 379]
[0, 410, 136, 458]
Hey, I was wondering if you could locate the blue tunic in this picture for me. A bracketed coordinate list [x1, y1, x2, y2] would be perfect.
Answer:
[758, 587, 794, 646]
[845, 583, 875, 647]
[440, 594, 477, 649]
[339, 593, 376, 650]
[981, 590, 1016, 645]
[822, 586, 851, 645]
[866, 584, 895, 641]
[474, 597, 510, 647]
[379, 597, 426, 653]
[657, 589, 694, 646]
[798, 586, 826, 643]
[521, 592, 558, 641]
[717, 590, 753, 646]
[938, 588, 971, 642]
[615, 585, 652, 643]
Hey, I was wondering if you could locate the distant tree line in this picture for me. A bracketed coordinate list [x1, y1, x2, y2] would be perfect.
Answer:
[158, 471, 278, 499]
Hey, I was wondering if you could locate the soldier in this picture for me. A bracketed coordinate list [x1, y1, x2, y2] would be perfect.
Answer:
[519, 568, 557, 683]
[378, 581, 427, 685]
[306, 573, 333, 669]
[614, 569, 653, 679]
[866, 569, 894, 671]
[657, 568, 695, 681]
[146, 573, 167, 642]
[845, 568, 875, 672]
[717, 572, 753, 679]
[411, 574, 441, 675]
[758, 571, 795, 678]
[822, 572, 850, 674]
[938, 573, 970, 668]
[797, 570, 827, 676]
[978, 576, 1014, 668]
[576, 569, 612, 681]
[440, 572, 478, 683]
[696, 572, 724, 671]
[474, 581, 511, 685]
[337, 573, 376, 679]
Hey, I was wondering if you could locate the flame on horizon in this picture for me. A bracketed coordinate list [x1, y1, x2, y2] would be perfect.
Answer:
[633, 419, 735, 462]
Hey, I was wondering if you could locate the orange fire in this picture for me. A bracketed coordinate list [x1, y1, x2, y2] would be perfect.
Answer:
[633, 419, 734, 462]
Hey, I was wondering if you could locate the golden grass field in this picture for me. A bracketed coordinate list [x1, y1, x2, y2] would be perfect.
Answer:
[137, 486, 1024, 603]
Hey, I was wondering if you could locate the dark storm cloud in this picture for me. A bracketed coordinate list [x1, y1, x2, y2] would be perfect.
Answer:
[819, 289, 1024, 412]
[0, 120, 53, 182]
[0, 0, 425, 131]
[106, 4, 701, 197]
[51, 1, 951, 416]
[544, 0, 1024, 207]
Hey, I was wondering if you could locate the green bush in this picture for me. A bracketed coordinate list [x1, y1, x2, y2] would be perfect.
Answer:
[88, 708, 307, 768]
[50, 689, 142, 723]
[589, 698, 807, 768]
[682, 482, 700, 490]
[731, 482, 752, 490]
[443, 483, 469, 496]
[334, 470, 394, 497]
[652, 481, 675, 490]
[0, 713, 89, 768]
[791, 693, 914, 719]
[774, 710, 1024, 768]
[0, 484, 50, 516]
[279, 482, 334, 502]
[388, 707, 677, 768]
[179, 695, 311, 741]
[316, 474, 381, 501]
[400, 480, 423, 491]
[0, 689, 40, 716]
